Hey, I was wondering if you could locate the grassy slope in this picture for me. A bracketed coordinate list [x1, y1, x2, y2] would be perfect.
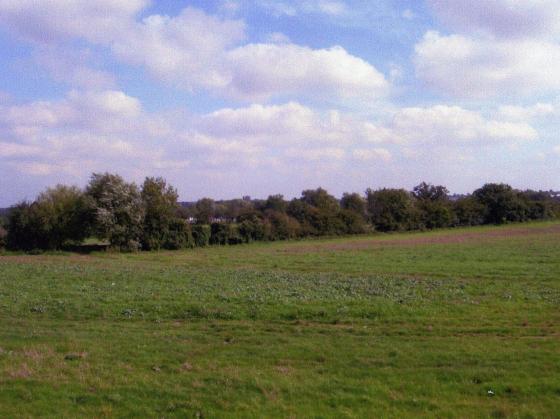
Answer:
[0, 222, 559, 417]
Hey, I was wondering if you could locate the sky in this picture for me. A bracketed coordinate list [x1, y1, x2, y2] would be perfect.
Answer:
[0, 0, 559, 206]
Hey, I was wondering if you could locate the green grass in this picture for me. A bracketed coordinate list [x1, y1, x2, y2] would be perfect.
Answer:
[0, 222, 559, 417]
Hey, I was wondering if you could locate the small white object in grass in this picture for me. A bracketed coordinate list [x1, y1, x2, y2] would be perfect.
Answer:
[487, 390, 495, 396]
[112, 282, 116, 286]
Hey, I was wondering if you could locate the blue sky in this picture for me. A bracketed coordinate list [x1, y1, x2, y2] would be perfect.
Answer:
[0, 0, 559, 206]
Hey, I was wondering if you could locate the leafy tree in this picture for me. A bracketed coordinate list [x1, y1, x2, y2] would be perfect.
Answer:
[222, 199, 254, 222]
[366, 188, 417, 231]
[412, 182, 449, 202]
[7, 202, 52, 251]
[340, 193, 366, 218]
[473, 183, 527, 224]
[338, 209, 368, 234]
[301, 188, 340, 213]
[36, 185, 92, 247]
[453, 196, 485, 226]
[86, 173, 144, 251]
[266, 210, 301, 240]
[6, 186, 90, 251]
[195, 198, 215, 224]
[412, 182, 452, 229]
[238, 213, 267, 243]
[265, 194, 288, 213]
[141, 177, 179, 250]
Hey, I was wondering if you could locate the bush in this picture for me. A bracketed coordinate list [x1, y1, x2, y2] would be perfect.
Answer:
[238, 214, 267, 243]
[266, 210, 301, 240]
[192, 224, 211, 247]
[338, 209, 368, 234]
[0, 225, 7, 249]
[6, 185, 91, 251]
[453, 197, 485, 226]
[6, 202, 49, 251]
[210, 223, 243, 245]
[164, 218, 193, 250]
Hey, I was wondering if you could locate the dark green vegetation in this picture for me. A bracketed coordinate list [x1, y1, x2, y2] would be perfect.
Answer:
[3, 173, 559, 252]
[1, 222, 559, 417]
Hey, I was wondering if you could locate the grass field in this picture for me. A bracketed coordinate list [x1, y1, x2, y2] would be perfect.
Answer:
[0, 222, 559, 417]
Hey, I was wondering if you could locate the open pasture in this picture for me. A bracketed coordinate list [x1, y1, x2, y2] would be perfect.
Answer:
[0, 222, 559, 417]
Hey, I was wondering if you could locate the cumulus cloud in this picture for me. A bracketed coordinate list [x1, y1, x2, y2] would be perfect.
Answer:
[498, 103, 556, 120]
[0, 90, 180, 178]
[259, 1, 348, 17]
[194, 102, 392, 146]
[386, 105, 538, 144]
[414, 31, 560, 98]
[0, 0, 148, 44]
[225, 43, 388, 101]
[427, 0, 560, 39]
[112, 7, 247, 91]
[0, 2, 388, 102]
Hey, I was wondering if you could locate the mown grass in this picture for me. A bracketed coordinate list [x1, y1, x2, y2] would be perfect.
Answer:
[0, 222, 559, 417]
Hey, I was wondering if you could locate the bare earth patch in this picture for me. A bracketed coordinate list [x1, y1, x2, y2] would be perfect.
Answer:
[281, 224, 560, 253]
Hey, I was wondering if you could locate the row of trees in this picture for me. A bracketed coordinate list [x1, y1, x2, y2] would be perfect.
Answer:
[1, 173, 558, 252]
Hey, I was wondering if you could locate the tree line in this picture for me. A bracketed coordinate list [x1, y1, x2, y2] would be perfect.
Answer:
[0, 173, 558, 252]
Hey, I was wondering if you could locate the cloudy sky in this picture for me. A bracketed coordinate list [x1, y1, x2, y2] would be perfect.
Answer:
[0, 0, 558, 205]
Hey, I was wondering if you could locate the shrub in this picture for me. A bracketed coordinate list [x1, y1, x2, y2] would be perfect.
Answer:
[6, 186, 90, 251]
[164, 218, 193, 250]
[210, 223, 243, 245]
[192, 224, 211, 247]
[237, 214, 267, 243]
[0, 225, 7, 249]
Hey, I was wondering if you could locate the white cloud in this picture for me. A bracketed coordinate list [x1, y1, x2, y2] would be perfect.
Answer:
[554, 146, 560, 156]
[33, 47, 117, 90]
[194, 102, 393, 146]
[0, 90, 180, 179]
[225, 43, 389, 101]
[259, 1, 348, 17]
[427, 0, 560, 39]
[0, 3, 388, 102]
[0, 0, 148, 44]
[0, 142, 42, 157]
[498, 103, 555, 120]
[112, 7, 247, 91]
[414, 31, 560, 98]
[387, 105, 538, 144]
[352, 148, 392, 161]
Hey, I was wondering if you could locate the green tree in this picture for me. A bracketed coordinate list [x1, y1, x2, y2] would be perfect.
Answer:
[453, 196, 485, 226]
[195, 198, 215, 224]
[141, 177, 179, 250]
[264, 194, 288, 213]
[412, 182, 452, 229]
[473, 183, 527, 224]
[366, 188, 417, 231]
[86, 173, 144, 251]
[6, 186, 90, 251]
[340, 193, 367, 218]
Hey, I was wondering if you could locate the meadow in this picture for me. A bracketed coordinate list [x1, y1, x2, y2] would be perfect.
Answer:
[0, 222, 559, 417]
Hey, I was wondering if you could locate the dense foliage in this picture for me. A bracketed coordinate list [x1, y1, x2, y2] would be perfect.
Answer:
[3, 173, 559, 252]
